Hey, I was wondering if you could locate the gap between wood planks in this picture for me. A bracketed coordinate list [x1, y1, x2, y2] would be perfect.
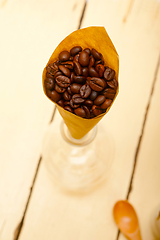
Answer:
[13, 1, 88, 240]
[116, 53, 160, 240]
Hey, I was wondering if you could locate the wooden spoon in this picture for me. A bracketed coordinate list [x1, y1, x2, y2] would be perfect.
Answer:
[113, 200, 142, 240]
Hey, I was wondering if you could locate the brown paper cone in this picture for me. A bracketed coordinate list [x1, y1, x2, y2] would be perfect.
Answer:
[42, 26, 119, 139]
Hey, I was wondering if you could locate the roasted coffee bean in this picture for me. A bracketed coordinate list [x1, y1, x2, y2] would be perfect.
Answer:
[89, 56, 95, 68]
[89, 77, 106, 91]
[46, 63, 59, 75]
[59, 50, 70, 62]
[70, 72, 75, 83]
[95, 64, 105, 77]
[54, 71, 63, 79]
[82, 67, 89, 77]
[92, 105, 102, 116]
[57, 99, 64, 108]
[104, 67, 115, 81]
[58, 65, 71, 77]
[70, 46, 82, 56]
[70, 99, 80, 109]
[84, 99, 93, 107]
[63, 91, 71, 101]
[107, 78, 118, 89]
[64, 101, 70, 105]
[69, 56, 74, 61]
[103, 88, 116, 99]
[73, 54, 79, 62]
[73, 61, 82, 76]
[72, 94, 85, 104]
[67, 86, 73, 95]
[94, 95, 106, 105]
[73, 75, 86, 84]
[64, 105, 73, 113]
[50, 90, 61, 102]
[46, 72, 54, 78]
[84, 48, 91, 55]
[55, 83, 66, 93]
[61, 61, 74, 70]
[70, 83, 82, 94]
[89, 90, 98, 100]
[95, 59, 104, 66]
[82, 105, 90, 118]
[44, 78, 55, 90]
[55, 75, 70, 88]
[80, 84, 91, 98]
[88, 67, 99, 77]
[79, 51, 90, 67]
[74, 108, 86, 118]
[91, 48, 102, 60]
[100, 99, 112, 109]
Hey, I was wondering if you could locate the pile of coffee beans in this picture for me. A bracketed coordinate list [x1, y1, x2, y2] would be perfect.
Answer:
[44, 46, 118, 118]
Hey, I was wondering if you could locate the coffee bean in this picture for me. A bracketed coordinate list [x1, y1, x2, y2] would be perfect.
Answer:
[58, 65, 71, 77]
[70, 83, 82, 94]
[94, 95, 106, 105]
[89, 77, 106, 91]
[73, 75, 86, 84]
[74, 108, 86, 118]
[64, 101, 70, 105]
[107, 78, 118, 89]
[64, 105, 73, 113]
[100, 99, 112, 109]
[50, 90, 61, 102]
[89, 56, 95, 68]
[55, 83, 66, 93]
[82, 67, 89, 77]
[73, 54, 79, 62]
[82, 105, 90, 118]
[67, 86, 73, 95]
[54, 71, 63, 79]
[89, 90, 98, 100]
[95, 64, 105, 77]
[80, 84, 91, 98]
[79, 51, 90, 67]
[103, 88, 116, 99]
[70, 99, 80, 109]
[92, 105, 102, 116]
[63, 91, 71, 101]
[91, 48, 102, 60]
[57, 99, 64, 108]
[61, 61, 74, 70]
[72, 94, 85, 104]
[55, 75, 70, 88]
[84, 99, 93, 107]
[73, 61, 82, 76]
[104, 67, 115, 81]
[44, 78, 55, 90]
[89, 67, 99, 77]
[59, 50, 70, 62]
[70, 46, 82, 56]
[84, 48, 91, 55]
[70, 72, 75, 83]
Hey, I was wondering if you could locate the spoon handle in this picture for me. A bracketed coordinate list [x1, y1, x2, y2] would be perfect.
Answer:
[127, 228, 142, 240]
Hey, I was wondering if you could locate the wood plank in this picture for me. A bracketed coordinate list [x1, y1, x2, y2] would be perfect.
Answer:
[0, 0, 85, 239]
[18, 0, 160, 239]
[119, 60, 160, 240]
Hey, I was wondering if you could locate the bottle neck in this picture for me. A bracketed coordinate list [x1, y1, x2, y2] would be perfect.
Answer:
[60, 121, 97, 146]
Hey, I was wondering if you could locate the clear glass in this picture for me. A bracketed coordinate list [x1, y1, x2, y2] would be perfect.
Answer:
[42, 120, 115, 193]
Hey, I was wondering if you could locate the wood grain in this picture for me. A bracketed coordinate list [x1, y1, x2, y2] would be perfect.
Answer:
[0, 0, 85, 239]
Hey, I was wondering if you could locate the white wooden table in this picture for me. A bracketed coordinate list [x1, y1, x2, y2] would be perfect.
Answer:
[0, 0, 160, 239]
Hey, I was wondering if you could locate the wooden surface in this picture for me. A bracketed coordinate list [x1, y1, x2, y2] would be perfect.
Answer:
[0, 0, 160, 239]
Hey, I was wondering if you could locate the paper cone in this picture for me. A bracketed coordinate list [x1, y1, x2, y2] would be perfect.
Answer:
[42, 26, 119, 139]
